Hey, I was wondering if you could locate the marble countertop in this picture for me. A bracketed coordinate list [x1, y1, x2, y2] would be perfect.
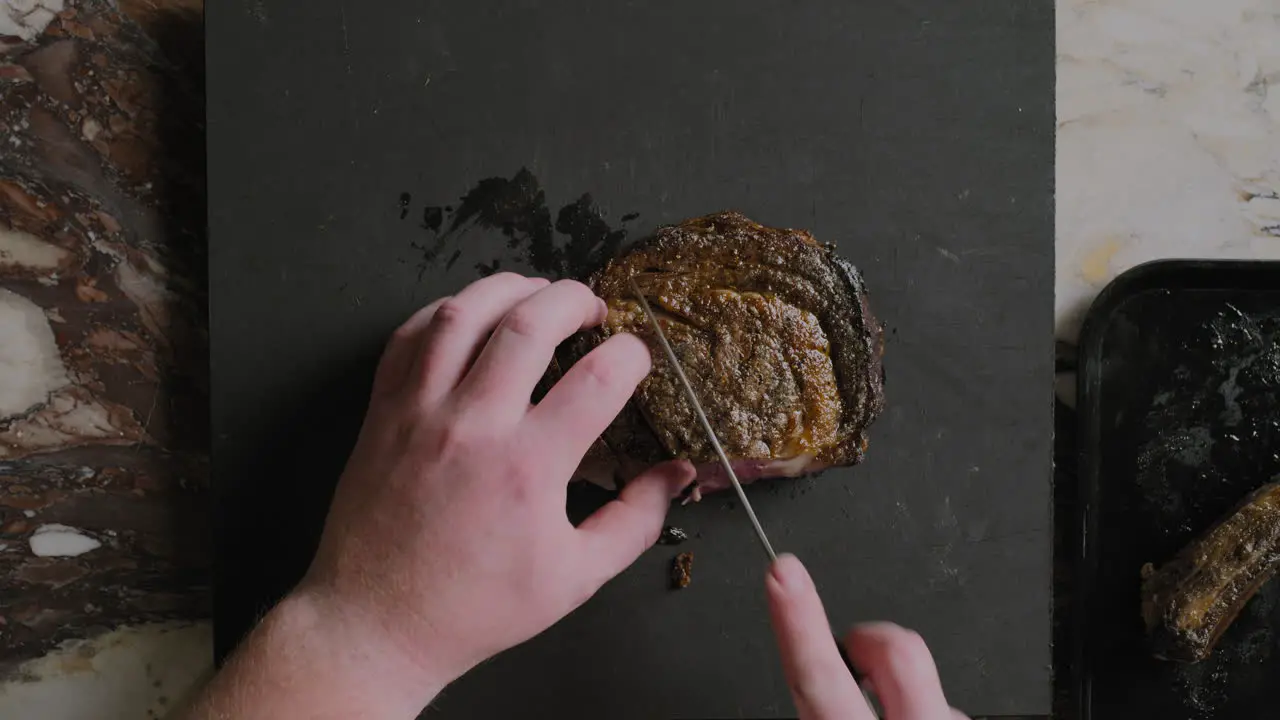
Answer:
[1056, 0, 1280, 344]
[1, 0, 1277, 717]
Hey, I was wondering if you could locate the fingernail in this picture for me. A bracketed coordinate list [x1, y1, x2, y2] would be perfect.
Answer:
[770, 554, 812, 593]
[596, 297, 610, 319]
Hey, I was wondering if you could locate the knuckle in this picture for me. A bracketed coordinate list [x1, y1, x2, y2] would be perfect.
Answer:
[392, 298, 448, 341]
[432, 422, 466, 452]
[575, 353, 620, 390]
[434, 415, 487, 451]
[503, 458, 539, 488]
[500, 308, 542, 339]
[389, 323, 418, 345]
[551, 278, 591, 295]
[431, 298, 470, 330]
[489, 271, 526, 284]
[880, 628, 934, 679]
[390, 416, 419, 449]
[553, 279, 598, 307]
[503, 472, 535, 504]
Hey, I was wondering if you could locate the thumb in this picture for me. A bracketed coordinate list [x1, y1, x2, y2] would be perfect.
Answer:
[574, 460, 696, 591]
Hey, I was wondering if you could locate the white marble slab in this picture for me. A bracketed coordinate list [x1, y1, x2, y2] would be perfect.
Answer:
[0, 623, 211, 719]
[1056, 0, 1280, 343]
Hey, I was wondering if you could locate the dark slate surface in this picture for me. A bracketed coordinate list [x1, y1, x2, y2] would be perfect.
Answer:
[207, 1, 1054, 717]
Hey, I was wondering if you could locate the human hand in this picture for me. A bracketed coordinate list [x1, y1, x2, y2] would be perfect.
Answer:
[295, 273, 694, 700]
[766, 554, 969, 720]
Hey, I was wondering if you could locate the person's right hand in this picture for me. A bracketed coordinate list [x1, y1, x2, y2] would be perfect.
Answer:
[766, 554, 969, 720]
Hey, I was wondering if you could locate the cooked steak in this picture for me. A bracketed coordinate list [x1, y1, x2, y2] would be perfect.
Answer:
[1140, 481, 1280, 662]
[550, 211, 885, 496]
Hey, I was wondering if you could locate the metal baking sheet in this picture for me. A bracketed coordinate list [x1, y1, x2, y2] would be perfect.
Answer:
[1077, 260, 1280, 719]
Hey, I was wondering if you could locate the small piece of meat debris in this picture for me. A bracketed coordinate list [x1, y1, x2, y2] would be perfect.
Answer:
[657, 526, 689, 546]
[671, 552, 694, 589]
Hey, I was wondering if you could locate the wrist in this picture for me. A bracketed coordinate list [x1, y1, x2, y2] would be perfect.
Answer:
[271, 587, 456, 713]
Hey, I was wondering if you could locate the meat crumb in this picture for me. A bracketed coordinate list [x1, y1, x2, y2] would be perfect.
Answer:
[671, 552, 694, 589]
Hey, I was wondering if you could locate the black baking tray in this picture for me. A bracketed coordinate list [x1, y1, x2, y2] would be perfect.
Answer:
[1076, 260, 1280, 719]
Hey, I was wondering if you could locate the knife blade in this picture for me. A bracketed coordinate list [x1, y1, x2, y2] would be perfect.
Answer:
[628, 278, 877, 714]
[628, 278, 778, 562]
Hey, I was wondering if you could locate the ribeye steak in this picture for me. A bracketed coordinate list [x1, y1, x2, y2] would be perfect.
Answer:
[546, 211, 885, 497]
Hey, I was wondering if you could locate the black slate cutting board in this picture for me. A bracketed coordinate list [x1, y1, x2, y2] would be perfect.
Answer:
[206, 2, 1054, 717]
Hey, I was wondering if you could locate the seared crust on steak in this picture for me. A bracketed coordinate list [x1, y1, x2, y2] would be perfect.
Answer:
[547, 211, 885, 493]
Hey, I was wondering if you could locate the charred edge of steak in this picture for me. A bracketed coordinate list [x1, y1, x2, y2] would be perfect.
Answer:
[547, 210, 885, 491]
[824, 252, 887, 465]
[1140, 481, 1280, 662]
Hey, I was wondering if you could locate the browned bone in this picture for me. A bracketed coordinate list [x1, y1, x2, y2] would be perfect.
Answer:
[1141, 481, 1280, 662]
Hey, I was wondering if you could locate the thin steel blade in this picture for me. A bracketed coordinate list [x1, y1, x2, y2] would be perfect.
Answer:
[628, 278, 777, 562]
[629, 279, 877, 712]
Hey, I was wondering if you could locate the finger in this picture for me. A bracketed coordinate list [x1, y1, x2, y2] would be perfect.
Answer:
[412, 273, 550, 401]
[461, 280, 607, 410]
[573, 461, 695, 592]
[766, 555, 874, 720]
[529, 333, 651, 476]
[372, 297, 448, 397]
[843, 622, 951, 720]
[951, 709, 971, 720]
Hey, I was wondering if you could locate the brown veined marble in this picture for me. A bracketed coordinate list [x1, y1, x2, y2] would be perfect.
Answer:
[0, 0, 208, 672]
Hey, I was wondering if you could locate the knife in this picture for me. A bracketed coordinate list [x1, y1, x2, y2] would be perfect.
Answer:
[627, 278, 777, 561]
[627, 279, 877, 712]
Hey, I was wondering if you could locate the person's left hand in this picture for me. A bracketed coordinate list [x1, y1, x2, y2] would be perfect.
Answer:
[294, 273, 695, 703]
